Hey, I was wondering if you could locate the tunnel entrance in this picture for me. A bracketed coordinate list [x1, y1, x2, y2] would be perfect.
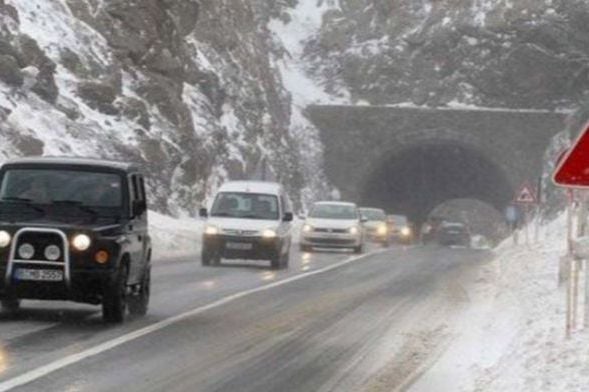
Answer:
[360, 143, 514, 228]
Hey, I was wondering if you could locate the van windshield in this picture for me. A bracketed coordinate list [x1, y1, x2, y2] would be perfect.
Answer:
[211, 192, 279, 220]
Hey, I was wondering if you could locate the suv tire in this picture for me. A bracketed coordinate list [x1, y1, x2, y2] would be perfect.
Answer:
[103, 264, 129, 323]
[129, 266, 150, 317]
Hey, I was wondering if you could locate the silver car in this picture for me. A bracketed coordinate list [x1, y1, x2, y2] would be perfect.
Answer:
[300, 202, 365, 253]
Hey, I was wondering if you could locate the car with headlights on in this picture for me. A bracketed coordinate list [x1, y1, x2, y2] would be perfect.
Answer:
[387, 214, 414, 245]
[0, 157, 151, 323]
[300, 202, 365, 253]
[359, 208, 389, 247]
[199, 181, 293, 269]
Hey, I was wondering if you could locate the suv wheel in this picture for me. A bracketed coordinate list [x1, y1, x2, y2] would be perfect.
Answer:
[1, 298, 20, 314]
[129, 266, 150, 317]
[102, 264, 129, 323]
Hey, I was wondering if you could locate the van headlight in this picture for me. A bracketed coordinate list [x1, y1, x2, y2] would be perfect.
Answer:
[262, 229, 277, 238]
[401, 227, 411, 237]
[204, 225, 219, 236]
[72, 234, 91, 251]
[302, 224, 313, 233]
[0, 231, 11, 248]
[349, 226, 359, 235]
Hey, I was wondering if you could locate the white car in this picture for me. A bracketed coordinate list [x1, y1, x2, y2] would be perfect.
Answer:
[300, 202, 365, 253]
[199, 181, 293, 269]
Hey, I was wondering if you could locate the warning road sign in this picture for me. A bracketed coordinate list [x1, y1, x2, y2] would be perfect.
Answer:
[554, 123, 589, 188]
[514, 182, 537, 204]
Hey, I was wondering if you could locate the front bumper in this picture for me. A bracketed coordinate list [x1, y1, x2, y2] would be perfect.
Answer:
[0, 265, 116, 304]
[203, 235, 282, 260]
[300, 232, 362, 248]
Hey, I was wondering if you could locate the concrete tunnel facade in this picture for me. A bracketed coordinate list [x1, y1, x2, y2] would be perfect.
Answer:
[306, 105, 566, 226]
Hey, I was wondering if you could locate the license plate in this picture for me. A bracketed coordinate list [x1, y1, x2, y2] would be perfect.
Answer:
[226, 242, 253, 250]
[15, 269, 63, 282]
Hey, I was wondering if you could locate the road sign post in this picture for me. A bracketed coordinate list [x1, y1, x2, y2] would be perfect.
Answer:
[514, 182, 538, 247]
[553, 122, 589, 336]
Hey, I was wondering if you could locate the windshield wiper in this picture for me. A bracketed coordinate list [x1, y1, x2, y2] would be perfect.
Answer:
[0, 197, 45, 212]
[50, 200, 98, 216]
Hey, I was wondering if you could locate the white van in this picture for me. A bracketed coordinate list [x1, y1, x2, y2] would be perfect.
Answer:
[199, 181, 293, 269]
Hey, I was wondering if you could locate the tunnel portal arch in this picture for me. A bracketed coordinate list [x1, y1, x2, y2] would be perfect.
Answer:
[359, 141, 514, 225]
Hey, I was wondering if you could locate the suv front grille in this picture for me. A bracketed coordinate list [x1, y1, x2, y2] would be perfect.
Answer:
[16, 232, 65, 262]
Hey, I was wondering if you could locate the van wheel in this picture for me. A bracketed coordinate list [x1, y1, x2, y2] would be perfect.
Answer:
[129, 267, 150, 317]
[103, 264, 128, 323]
[1, 298, 20, 314]
[300, 245, 312, 253]
[201, 248, 220, 266]
[281, 250, 290, 269]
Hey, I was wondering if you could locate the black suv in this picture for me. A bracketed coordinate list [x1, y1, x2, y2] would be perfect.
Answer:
[0, 157, 151, 323]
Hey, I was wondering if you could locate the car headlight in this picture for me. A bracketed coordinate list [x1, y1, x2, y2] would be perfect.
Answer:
[72, 234, 91, 251]
[204, 225, 219, 235]
[377, 224, 388, 235]
[0, 230, 11, 248]
[401, 227, 411, 236]
[302, 224, 313, 233]
[44, 245, 61, 261]
[262, 229, 277, 238]
[349, 226, 359, 235]
[18, 243, 35, 259]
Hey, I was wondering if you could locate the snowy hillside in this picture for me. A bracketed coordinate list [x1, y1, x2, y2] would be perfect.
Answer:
[302, 0, 589, 109]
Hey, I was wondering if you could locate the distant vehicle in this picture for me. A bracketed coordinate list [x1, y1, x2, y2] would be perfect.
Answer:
[300, 202, 365, 253]
[0, 157, 151, 323]
[199, 181, 293, 269]
[437, 222, 471, 247]
[359, 208, 389, 247]
[386, 214, 414, 245]
[420, 216, 446, 245]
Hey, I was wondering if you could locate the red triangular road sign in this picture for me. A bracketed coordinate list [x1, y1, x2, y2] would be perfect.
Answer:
[554, 123, 589, 188]
[514, 182, 537, 204]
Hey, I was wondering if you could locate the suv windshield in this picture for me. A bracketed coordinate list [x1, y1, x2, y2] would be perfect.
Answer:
[309, 204, 358, 220]
[211, 192, 279, 220]
[360, 209, 386, 221]
[0, 169, 123, 209]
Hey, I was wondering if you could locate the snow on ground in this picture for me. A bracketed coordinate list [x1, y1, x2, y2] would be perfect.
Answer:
[149, 211, 202, 260]
[412, 211, 589, 392]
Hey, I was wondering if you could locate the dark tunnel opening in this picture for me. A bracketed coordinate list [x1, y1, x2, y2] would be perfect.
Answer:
[360, 143, 514, 227]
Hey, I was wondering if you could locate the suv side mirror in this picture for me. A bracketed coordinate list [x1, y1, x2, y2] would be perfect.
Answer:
[283, 212, 294, 222]
[132, 200, 147, 217]
[199, 208, 208, 218]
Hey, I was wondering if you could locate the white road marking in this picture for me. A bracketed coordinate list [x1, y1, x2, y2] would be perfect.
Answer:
[0, 249, 387, 391]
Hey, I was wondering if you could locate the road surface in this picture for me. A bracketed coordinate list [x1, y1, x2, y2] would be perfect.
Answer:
[0, 244, 491, 391]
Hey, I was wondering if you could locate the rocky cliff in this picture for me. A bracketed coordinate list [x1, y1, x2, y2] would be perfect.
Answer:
[0, 0, 328, 215]
[303, 0, 589, 109]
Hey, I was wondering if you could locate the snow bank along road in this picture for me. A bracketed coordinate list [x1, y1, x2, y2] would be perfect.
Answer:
[0, 244, 492, 391]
